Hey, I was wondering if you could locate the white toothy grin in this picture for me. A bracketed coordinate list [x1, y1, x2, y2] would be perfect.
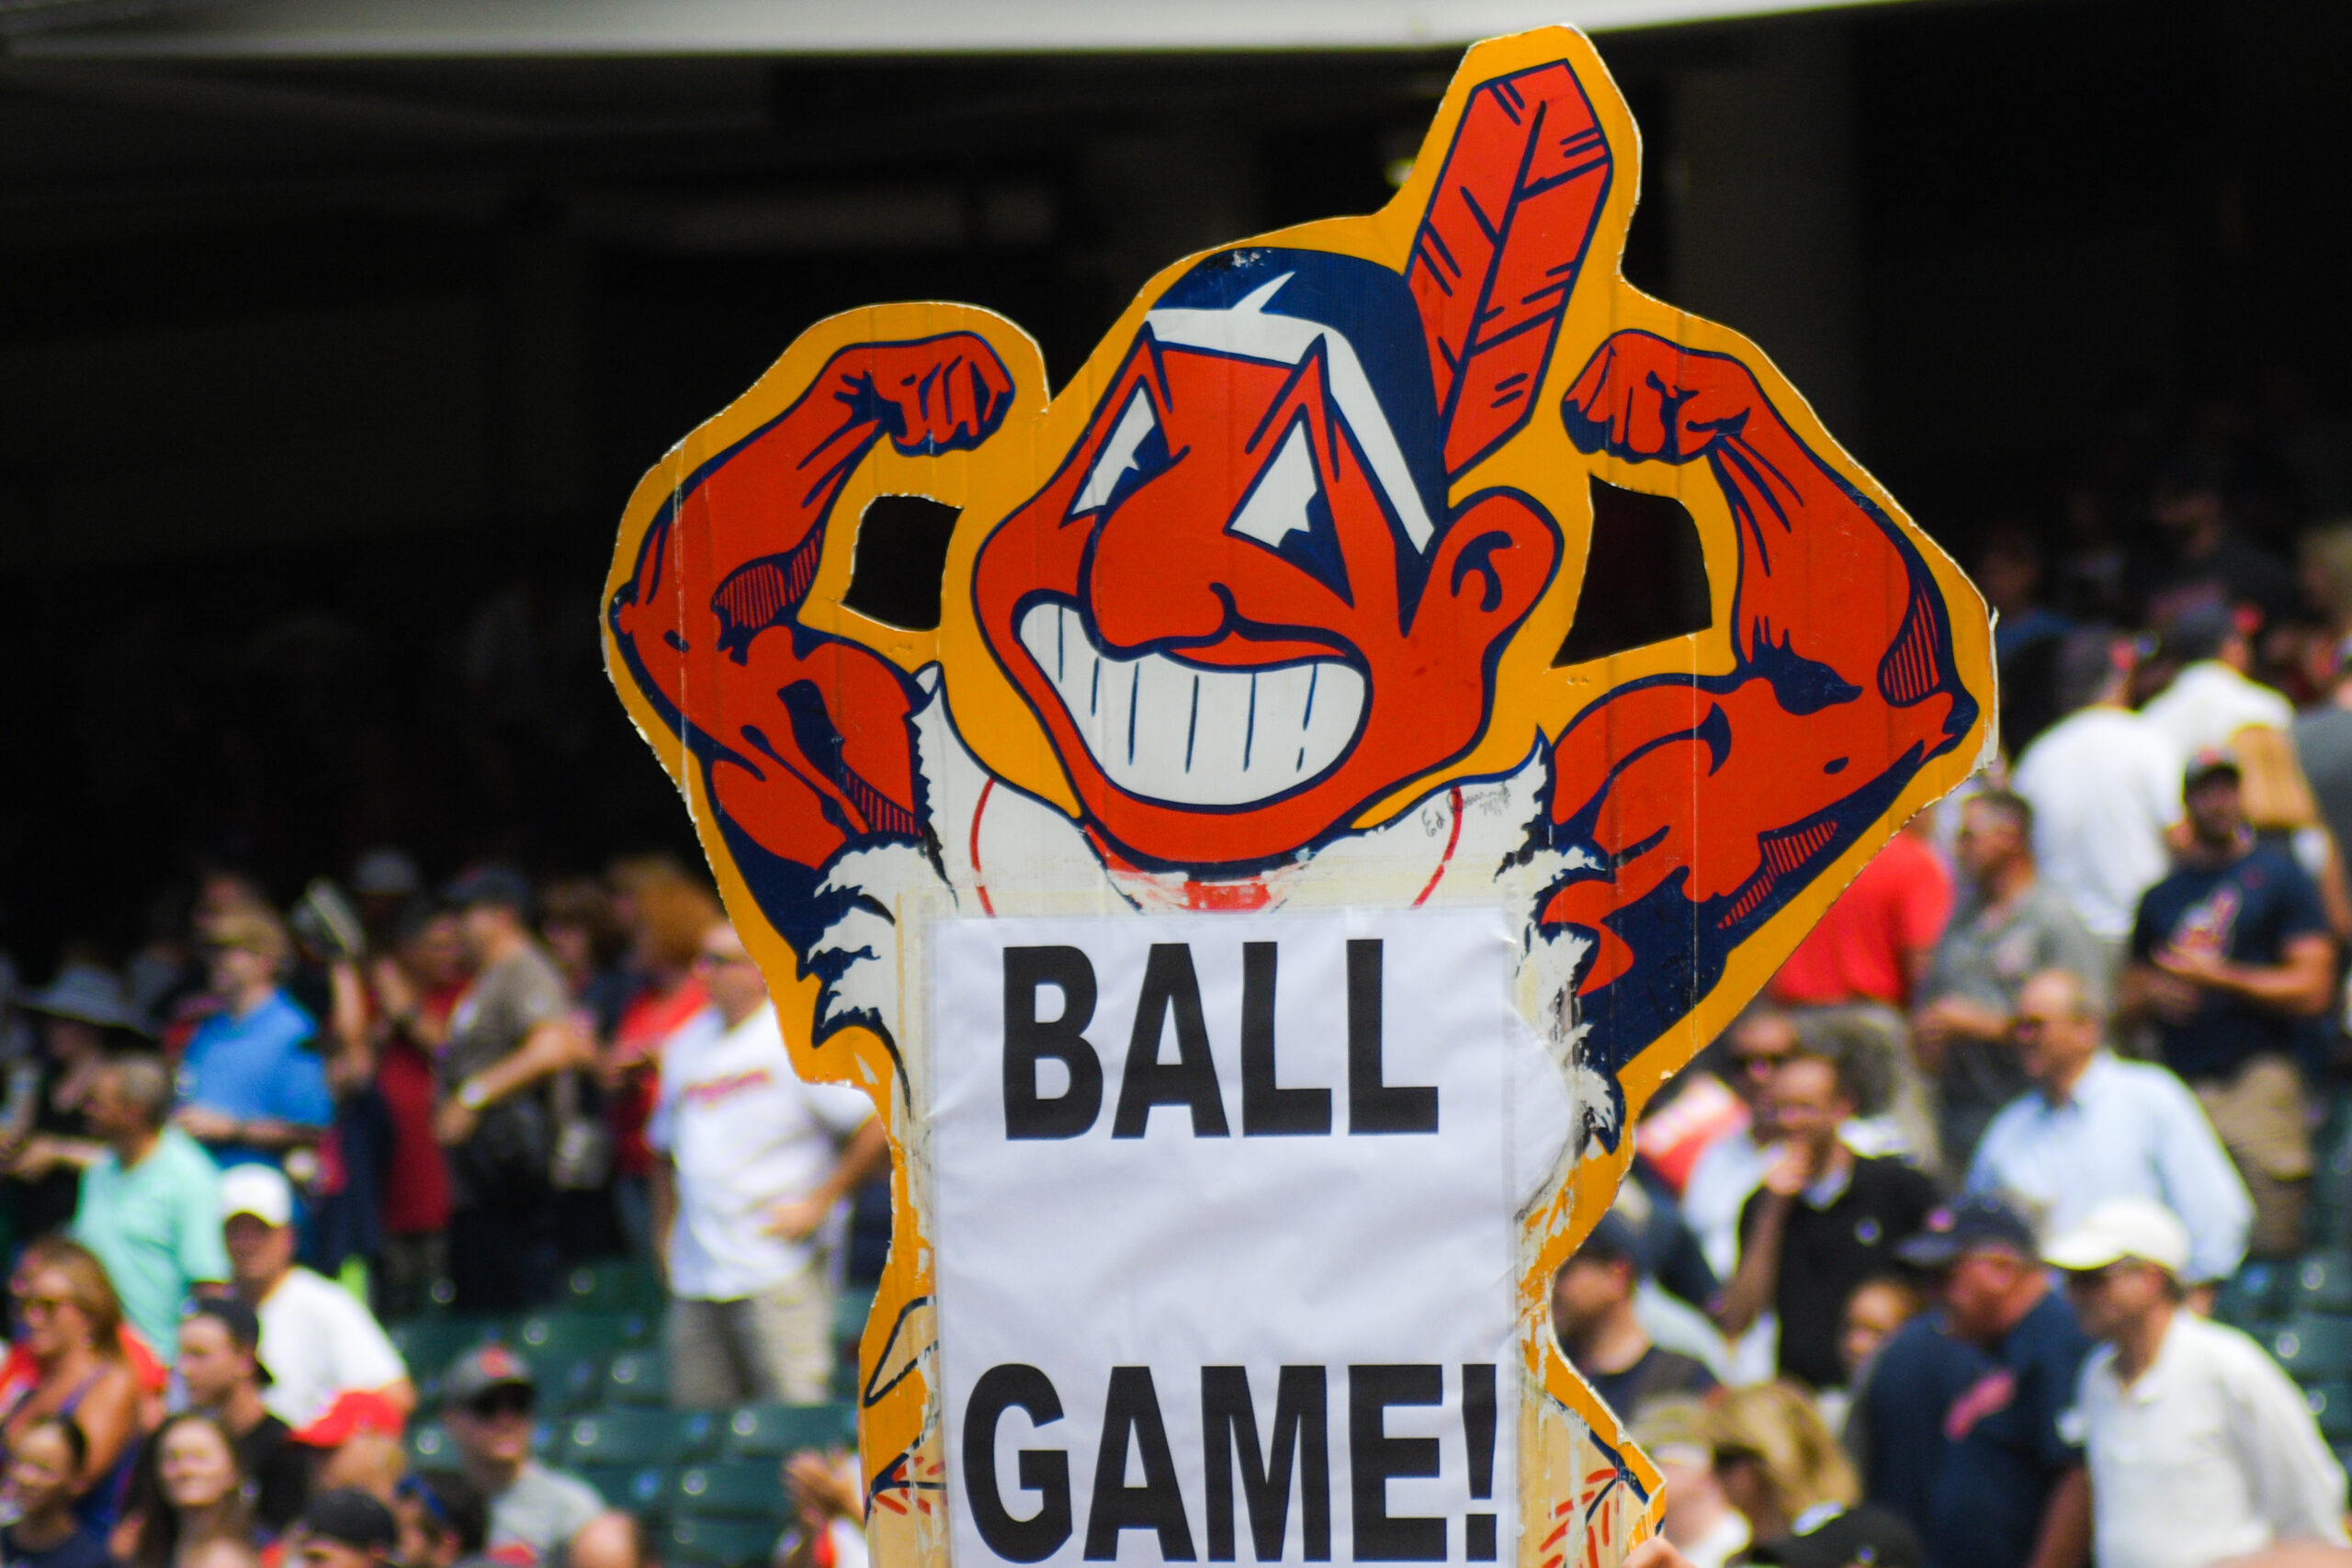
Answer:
[1016, 599, 1365, 807]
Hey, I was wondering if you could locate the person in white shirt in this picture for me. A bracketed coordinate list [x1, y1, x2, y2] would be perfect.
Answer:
[650, 919, 890, 1407]
[2050, 1197, 2347, 1568]
[220, 1163, 413, 1427]
[2012, 630, 2184, 952]
[2139, 604, 2295, 759]
[1969, 969, 2250, 1285]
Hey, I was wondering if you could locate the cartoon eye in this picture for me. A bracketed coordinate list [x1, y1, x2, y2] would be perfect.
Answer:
[1226, 419, 1351, 601]
[1069, 383, 1170, 517]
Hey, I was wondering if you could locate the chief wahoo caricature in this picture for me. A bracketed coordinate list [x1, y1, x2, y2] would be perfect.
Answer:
[605, 24, 1993, 1568]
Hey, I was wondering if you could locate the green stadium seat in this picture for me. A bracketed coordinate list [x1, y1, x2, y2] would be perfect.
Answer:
[666, 1516, 779, 1568]
[566, 1260, 668, 1315]
[516, 1313, 651, 1360]
[2308, 1381, 2352, 1440]
[406, 1424, 455, 1469]
[2272, 1315, 2352, 1382]
[536, 1354, 610, 1416]
[672, 1462, 783, 1519]
[562, 1409, 716, 1469]
[580, 1465, 673, 1516]
[2216, 1261, 2291, 1330]
[831, 1288, 874, 1346]
[716, 1403, 854, 1460]
[390, 1317, 504, 1387]
[605, 1349, 670, 1407]
[2296, 1252, 2352, 1314]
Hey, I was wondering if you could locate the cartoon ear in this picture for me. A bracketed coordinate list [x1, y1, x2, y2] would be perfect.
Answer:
[1406, 59, 1615, 479]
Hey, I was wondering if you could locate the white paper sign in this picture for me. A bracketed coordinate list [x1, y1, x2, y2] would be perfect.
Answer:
[931, 908, 1539, 1568]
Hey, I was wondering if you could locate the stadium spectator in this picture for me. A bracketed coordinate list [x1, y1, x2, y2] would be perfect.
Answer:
[1552, 1213, 1716, 1423]
[2, 1416, 112, 1568]
[2294, 637, 2352, 871]
[2139, 460, 2299, 640]
[2123, 749, 2336, 1256]
[1770, 819, 1952, 1012]
[363, 906, 463, 1321]
[650, 919, 887, 1408]
[778, 1450, 865, 1568]
[603, 861, 722, 1261]
[1702, 1382, 1857, 1545]
[1912, 791, 2106, 1168]
[1839, 1276, 1923, 1382]
[2, 1240, 141, 1527]
[1851, 1308, 1996, 1563]
[1718, 1055, 1937, 1389]
[299, 1415, 407, 1509]
[2050, 1198, 2349, 1568]
[288, 1488, 400, 1568]
[176, 1300, 310, 1534]
[2011, 629, 2184, 960]
[437, 1348, 619, 1568]
[7, 965, 149, 1242]
[1681, 1006, 1800, 1280]
[42, 1054, 229, 1349]
[1968, 970, 2250, 1284]
[392, 1471, 490, 1568]
[126, 1412, 256, 1568]
[1634, 1402, 1750, 1568]
[433, 867, 594, 1314]
[2139, 603, 2295, 757]
[175, 911, 334, 1171]
[219, 1164, 411, 1428]
[1747, 1506, 1926, 1568]
[1894, 1197, 2093, 1568]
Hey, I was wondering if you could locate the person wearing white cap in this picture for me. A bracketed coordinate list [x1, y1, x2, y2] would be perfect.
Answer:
[2048, 1197, 2348, 1568]
[220, 1164, 413, 1428]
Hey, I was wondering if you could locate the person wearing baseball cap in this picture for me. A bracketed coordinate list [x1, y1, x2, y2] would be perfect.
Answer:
[1865, 1195, 2091, 1568]
[435, 865, 594, 1314]
[175, 908, 334, 1172]
[2121, 738, 2335, 1259]
[220, 1163, 413, 1433]
[178, 1297, 311, 1534]
[2051, 1197, 2348, 1568]
[290, 1487, 401, 1568]
[440, 1346, 621, 1568]
[1552, 1211, 1716, 1427]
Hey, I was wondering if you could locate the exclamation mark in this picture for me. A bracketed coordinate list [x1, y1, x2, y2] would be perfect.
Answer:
[1463, 1363, 1498, 1561]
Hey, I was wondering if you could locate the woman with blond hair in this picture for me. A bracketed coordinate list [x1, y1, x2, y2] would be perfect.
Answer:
[0, 1240, 141, 1530]
[1702, 1381, 1858, 1545]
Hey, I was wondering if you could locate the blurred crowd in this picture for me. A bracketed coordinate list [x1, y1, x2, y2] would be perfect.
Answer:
[0, 853, 878, 1568]
[1587, 397, 2352, 1568]
[6, 389, 2352, 1568]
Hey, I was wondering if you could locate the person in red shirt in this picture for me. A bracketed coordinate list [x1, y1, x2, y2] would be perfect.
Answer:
[364, 908, 467, 1319]
[1770, 818, 1954, 1010]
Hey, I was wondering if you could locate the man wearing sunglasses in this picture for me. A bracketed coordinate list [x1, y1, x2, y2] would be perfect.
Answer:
[2052, 1198, 2346, 1568]
[649, 920, 888, 1408]
[440, 1347, 619, 1568]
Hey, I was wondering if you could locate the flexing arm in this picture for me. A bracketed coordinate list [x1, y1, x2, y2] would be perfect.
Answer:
[609, 334, 1012, 942]
[1541, 332, 1970, 998]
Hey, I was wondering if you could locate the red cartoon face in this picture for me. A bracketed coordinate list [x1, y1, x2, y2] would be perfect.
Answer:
[974, 260, 1561, 870]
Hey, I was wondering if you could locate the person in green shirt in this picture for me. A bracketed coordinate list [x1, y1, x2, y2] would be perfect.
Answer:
[58, 1055, 230, 1348]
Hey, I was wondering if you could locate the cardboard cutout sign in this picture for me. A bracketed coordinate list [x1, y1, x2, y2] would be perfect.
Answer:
[604, 25, 1995, 1568]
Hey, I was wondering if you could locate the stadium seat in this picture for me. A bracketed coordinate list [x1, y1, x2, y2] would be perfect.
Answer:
[671, 1462, 782, 1519]
[562, 1409, 717, 1469]
[2307, 1381, 2352, 1440]
[2216, 1261, 2291, 1330]
[390, 1317, 503, 1389]
[2294, 1251, 2352, 1315]
[580, 1465, 672, 1517]
[516, 1313, 652, 1360]
[605, 1349, 670, 1407]
[831, 1288, 874, 1347]
[406, 1424, 454, 1468]
[566, 1260, 668, 1315]
[666, 1516, 780, 1568]
[2271, 1315, 2352, 1382]
[717, 1403, 855, 1460]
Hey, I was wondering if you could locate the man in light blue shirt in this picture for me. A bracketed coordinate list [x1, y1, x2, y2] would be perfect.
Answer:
[1968, 967, 2250, 1284]
[175, 910, 334, 1170]
[70, 1054, 231, 1348]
